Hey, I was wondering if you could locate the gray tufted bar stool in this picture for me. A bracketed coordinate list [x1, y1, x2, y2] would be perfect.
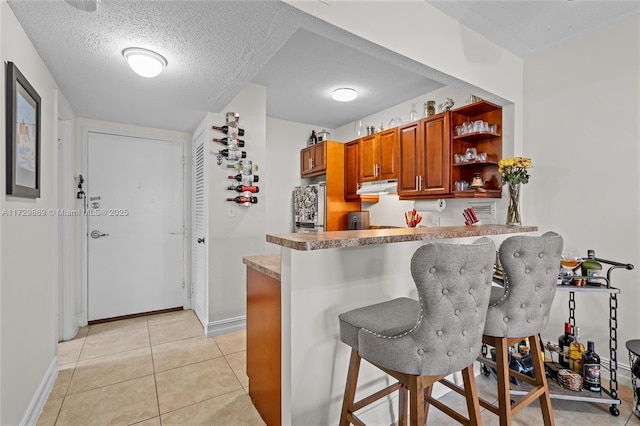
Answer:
[338, 238, 496, 426]
[480, 231, 563, 426]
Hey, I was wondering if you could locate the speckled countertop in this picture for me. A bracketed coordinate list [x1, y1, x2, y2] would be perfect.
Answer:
[242, 254, 281, 281]
[267, 225, 538, 251]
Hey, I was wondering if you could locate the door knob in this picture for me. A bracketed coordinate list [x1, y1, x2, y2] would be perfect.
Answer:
[197, 237, 205, 244]
[90, 230, 109, 239]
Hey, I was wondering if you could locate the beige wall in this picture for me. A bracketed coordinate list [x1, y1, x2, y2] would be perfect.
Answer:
[0, 1, 61, 423]
[524, 15, 640, 355]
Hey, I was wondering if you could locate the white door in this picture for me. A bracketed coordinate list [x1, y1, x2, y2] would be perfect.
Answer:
[87, 132, 185, 321]
[190, 129, 208, 326]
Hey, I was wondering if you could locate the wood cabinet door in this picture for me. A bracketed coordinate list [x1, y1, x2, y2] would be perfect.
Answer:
[377, 128, 398, 180]
[344, 141, 360, 200]
[397, 122, 423, 197]
[421, 113, 450, 195]
[359, 135, 377, 182]
[301, 146, 314, 176]
[312, 143, 326, 173]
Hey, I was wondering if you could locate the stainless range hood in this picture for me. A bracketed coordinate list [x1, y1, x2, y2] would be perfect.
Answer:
[356, 179, 398, 195]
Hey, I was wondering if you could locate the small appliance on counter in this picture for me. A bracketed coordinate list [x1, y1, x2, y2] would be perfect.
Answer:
[348, 211, 370, 230]
[292, 183, 326, 232]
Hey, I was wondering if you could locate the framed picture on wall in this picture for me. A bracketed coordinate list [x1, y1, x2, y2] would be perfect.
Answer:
[6, 61, 41, 198]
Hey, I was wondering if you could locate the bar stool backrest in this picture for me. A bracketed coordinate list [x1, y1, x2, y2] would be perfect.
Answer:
[484, 231, 563, 338]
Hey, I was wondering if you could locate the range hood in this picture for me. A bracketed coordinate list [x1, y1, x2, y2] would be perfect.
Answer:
[356, 179, 398, 195]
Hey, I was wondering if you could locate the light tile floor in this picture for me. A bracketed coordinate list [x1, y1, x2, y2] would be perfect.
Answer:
[37, 309, 640, 425]
[37, 310, 264, 426]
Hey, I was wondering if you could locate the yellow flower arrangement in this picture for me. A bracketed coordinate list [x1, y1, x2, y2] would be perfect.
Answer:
[498, 157, 532, 186]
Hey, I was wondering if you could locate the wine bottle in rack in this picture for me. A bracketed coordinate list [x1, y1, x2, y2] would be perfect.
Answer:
[227, 161, 258, 174]
[212, 125, 245, 136]
[227, 195, 258, 205]
[228, 174, 259, 183]
[217, 149, 247, 160]
[213, 137, 245, 148]
[227, 184, 259, 193]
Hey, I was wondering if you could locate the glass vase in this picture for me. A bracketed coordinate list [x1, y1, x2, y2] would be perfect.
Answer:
[506, 183, 521, 226]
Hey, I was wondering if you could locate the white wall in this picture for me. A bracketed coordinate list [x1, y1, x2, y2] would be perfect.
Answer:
[265, 117, 335, 241]
[205, 84, 267, 328]
[524, 15, 640, 357]
[1, 1, 60, 423]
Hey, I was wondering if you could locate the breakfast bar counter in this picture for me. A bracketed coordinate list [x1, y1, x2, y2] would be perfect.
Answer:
[245, 225, 537, 425]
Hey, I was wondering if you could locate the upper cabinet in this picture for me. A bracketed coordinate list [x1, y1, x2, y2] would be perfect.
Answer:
[344, 140, 360, 200]
[398, 112, 451, 199]
[449, 100, 503, 198]
[300, 142, 327, 177]
[359, 128, 398, 182]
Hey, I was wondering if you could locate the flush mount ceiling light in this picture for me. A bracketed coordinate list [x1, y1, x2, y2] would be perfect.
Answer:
[122, 47, 167, 78]
[331, 88, 358, 102]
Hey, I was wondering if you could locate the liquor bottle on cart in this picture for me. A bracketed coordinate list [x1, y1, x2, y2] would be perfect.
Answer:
[558, 322, 575, 368]
[582, 340, 601, 392]
[581, 250, 603, 286]
[569, 326, 585, 374]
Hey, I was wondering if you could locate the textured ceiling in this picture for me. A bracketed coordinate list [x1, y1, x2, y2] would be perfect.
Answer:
[7, 1, 640, 133]
[426, 0, 640, 58]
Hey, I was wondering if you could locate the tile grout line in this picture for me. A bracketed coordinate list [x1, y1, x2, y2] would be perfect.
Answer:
[54, 328, 90, 425]
[147, 317, 163, 425]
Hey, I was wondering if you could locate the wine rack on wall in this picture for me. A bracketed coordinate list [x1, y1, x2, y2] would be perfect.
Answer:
[211, 112, 259, 206]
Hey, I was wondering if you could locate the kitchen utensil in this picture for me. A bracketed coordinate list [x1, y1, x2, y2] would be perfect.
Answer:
[404, 208, 422, 227]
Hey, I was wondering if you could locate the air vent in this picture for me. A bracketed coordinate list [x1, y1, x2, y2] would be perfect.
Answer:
[468, 201, 496, 220]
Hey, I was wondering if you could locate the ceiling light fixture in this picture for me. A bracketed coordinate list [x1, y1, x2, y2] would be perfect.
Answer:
[332, 88, 358, 102]
[122, 47, 167, 78]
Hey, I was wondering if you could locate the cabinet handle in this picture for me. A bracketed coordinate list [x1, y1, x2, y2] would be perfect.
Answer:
[419, 175, 423, 191]
[415, 176, 418, 191]
[377, 164, 380, 177]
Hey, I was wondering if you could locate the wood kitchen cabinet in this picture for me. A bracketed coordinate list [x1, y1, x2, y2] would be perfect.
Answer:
[344, 140, 379, 203]
[299, 141, 361, 230]
[300, 142, 326, 177]
[398, 112, 451, 199]
[450, 100, 503, 198]
[359, 128, 398, 182]
[344, 140, 360, 200]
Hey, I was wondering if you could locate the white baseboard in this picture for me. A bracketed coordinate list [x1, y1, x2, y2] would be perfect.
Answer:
[205, 315, 246, 337]
[21, 357, 58, 426]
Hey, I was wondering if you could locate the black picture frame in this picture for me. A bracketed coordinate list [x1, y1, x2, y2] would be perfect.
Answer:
[6, 61, 41, 198]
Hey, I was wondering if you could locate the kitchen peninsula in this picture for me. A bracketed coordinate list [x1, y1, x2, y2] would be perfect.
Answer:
[244, 225, 537, 425]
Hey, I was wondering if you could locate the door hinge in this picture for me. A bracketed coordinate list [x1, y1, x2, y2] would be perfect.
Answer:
[182, 156, 186, 165]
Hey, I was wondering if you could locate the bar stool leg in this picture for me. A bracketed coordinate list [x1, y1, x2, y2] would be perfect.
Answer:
[398, 384, 408, 426]
[340, 349, 361, 426]
[529, 335, 554, 426]
[462, 365, 483, 425]
[494, 337, 512, 426]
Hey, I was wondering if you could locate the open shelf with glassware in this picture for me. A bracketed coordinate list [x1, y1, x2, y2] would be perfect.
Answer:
[450, 100, 502, 198]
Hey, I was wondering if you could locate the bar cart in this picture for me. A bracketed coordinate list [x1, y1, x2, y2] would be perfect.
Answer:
[482, 255, 634, 416]
[519, 256, 633, 416]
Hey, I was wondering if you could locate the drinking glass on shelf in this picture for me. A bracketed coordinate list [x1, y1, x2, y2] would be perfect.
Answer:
[465, 147, 477, 162]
